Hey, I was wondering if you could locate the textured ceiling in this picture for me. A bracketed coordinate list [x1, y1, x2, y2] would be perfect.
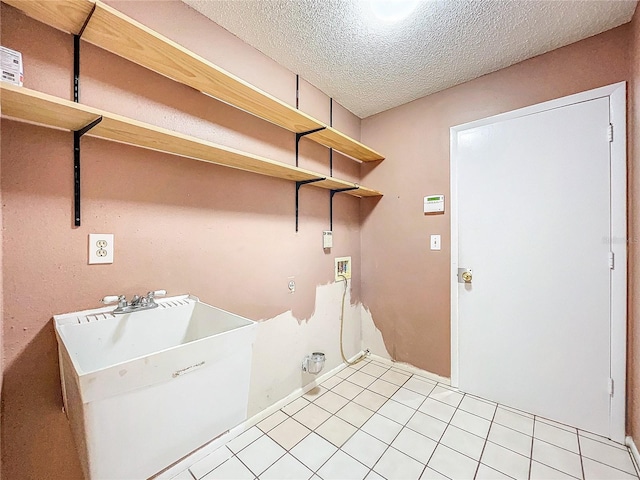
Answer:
[183, 0, 638, 118]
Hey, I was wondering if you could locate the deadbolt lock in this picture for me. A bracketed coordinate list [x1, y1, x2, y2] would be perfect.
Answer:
[458, 268, 473, 284]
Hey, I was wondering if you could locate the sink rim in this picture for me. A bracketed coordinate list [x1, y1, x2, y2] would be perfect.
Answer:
[54, 294, 258, 377]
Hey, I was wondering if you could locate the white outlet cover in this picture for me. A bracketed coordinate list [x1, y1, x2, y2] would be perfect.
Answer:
[430, 234, 441, 251]
[89, 234, 114, 264]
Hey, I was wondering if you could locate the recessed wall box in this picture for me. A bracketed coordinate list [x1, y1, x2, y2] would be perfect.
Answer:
[335, 256, 352, 281]
[1, 46, 23, 86]
[424, 194, 445, 214]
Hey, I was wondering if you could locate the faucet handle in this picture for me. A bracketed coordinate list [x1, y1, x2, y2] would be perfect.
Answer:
[147, 289, 166, 299]
[102, 295, 127, 308]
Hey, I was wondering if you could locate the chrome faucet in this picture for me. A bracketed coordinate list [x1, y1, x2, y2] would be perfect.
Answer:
[102, 290, 166, 314]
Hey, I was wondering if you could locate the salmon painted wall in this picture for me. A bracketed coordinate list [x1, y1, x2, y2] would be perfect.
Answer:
[0, 85, 3, 467]
[0, 1, 369, 478]
[629, 7, 640, 442]
[360, 25, 631, 378]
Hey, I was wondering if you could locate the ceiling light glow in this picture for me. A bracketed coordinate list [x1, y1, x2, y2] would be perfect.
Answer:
[369, 0, 420, 23]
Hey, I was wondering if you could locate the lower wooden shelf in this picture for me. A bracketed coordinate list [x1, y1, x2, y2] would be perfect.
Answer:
[0, 83, 382, 198]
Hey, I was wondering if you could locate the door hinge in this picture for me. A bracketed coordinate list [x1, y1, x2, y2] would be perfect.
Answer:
[609, 252, 615, 269]
[608, 378, 614, 396]
[608, 124, 613, 143]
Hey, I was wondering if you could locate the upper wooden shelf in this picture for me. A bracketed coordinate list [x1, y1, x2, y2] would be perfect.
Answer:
[0, 83, 382, 198]
[3, 0, 385, 163]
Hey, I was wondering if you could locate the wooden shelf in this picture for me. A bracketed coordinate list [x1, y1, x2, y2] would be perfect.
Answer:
[0, 84, 382, 198]
[3, 0, 385, 163]
[3, 0, 92, 35]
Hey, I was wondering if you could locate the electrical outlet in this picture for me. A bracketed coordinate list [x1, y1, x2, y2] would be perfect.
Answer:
[89, 234, 114, 264]
[335, 256, 352, 281]
[288, 277, 296, 293]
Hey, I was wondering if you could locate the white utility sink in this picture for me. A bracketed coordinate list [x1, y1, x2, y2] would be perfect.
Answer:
[54, 294, 258, 480]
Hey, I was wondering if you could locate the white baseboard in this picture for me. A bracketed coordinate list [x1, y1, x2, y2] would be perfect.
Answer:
[156, 350, 365, 479]
[369, 354, 451, 385]
[626, 436, 640, 476]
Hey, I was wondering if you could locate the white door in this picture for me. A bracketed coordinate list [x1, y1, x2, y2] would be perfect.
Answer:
[452, 91, 623, 438]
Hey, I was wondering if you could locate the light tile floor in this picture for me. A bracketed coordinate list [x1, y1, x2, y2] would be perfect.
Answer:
[176, 358, 640, 480]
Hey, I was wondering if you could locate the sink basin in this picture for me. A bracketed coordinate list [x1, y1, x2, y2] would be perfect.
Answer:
[54, 294, 258, 480]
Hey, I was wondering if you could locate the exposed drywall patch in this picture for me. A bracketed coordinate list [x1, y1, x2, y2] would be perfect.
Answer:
[249, 282, 361, 416]
[262, 273, 362, 325]
[360, 305, 392, 361]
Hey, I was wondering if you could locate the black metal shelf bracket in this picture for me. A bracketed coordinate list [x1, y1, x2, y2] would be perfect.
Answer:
[74, 34, 81, 102]
[330, 186, 359, 231]
[293, 75, 333, 230]
[294, 74, 327, 168]
[295, 178, 326, 232]
[73, 117, 103, 226]
[73, 3, 95, 103]
[295, 127, 326, 167]
[72, 4, 98, 226]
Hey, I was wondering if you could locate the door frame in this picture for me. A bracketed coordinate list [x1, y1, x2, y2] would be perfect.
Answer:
[449, 82, 627, 441]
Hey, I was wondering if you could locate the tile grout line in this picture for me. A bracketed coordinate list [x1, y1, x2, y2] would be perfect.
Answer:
[250, 408, 356, 478]
[530, 461, 583, 480]
[198, 363, 376, 480]
[211, 364, 374, 479]
[312, 371, 434, 479]
[204, 430, 264, 478]
[537, 417, 578, 433]
[525, 424, 586, 480]
[484, 414, 587, 480]
[577, 428, 632, 452]
[419, 393, 493, 466]
[237, 420, 308, 480]
[418, 387, 468, 479]
[200, 360, 637, 480]
[534, 434, 587, 456]
[577, 423, 586, 480]
[472, 397, 498, 480]
[579, 433, 631, 451]
[528, 415, 536, 480]
[205, 378, 443, 480]
[285, 362, 392, 479]
[580, 453, 640, 477]
[361, 372, 416, 477]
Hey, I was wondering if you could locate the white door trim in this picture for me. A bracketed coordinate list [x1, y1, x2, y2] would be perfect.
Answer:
[449, 82, 627, 442]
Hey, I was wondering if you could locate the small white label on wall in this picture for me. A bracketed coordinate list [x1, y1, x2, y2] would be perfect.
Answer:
[1, 46, 23, 86]
[323, 231, 333, 249]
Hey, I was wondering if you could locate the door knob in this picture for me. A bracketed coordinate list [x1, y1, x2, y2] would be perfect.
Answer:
[458, 268, 473, 284]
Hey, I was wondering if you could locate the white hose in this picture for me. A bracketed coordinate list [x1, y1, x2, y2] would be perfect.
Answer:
[338, 274, 366, 366]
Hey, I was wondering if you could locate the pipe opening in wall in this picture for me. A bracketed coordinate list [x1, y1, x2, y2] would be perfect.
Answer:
[302, 352, 325, 375]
